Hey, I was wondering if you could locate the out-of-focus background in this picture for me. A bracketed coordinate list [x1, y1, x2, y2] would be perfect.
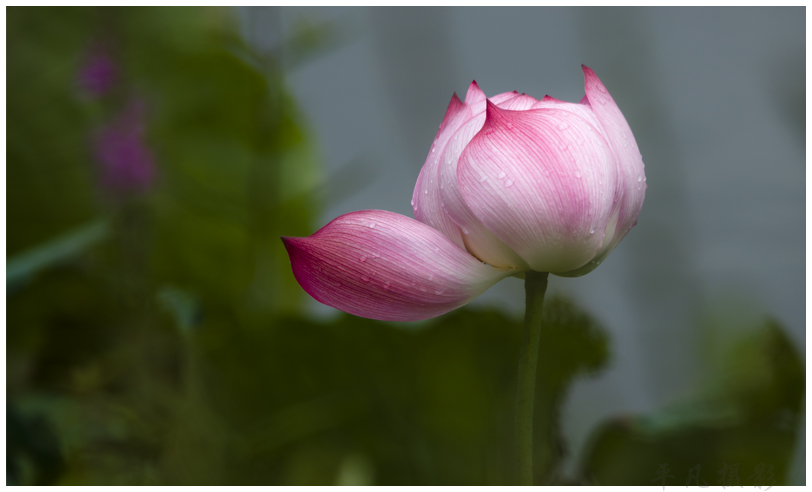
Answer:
[7, 6, 805, 485]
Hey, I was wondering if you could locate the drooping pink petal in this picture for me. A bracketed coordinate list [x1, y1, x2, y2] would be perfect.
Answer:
[282, 210, 513, 321]
[561, 65, 646, 277]
[457, 100, 618, 273]
[411, 93, 469, 247]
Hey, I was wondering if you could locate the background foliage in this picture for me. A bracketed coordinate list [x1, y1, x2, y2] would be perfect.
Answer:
[6, 7, 804, 485]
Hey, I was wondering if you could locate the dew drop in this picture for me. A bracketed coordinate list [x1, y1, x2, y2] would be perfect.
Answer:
[598, 84, 607, 93]
[428, 274, 434, 281]
[507, 122, 514, 129]
[589, 227, 595, 234]
[557, 122, 568, 130]
[558, 142, 568, 151]
[575, 171, 582, 179]
[424, 189, 428, 195]
[637, 175, 642, 182]
[369, 222, 376, 228]
[360, 255, 367, 262]
[410, 199, 415, 206]
[461, 226, 470, 235]
[431, 147, 435, 153]
[623, 141, 628, 148]
[622, 132, 628, 139]
[361, 275, 370, 282]
[505, 179, 514, 187]
[479, 175, 488, 182]
[498, 171, 506, 179]
[384, 281, 391, 290]
[435, 289, 445, 295]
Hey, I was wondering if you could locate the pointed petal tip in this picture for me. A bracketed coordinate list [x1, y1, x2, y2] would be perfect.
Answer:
[481, 99, 510, 132]
[484, 98, 500, 120]
[465, 80, 486, 105]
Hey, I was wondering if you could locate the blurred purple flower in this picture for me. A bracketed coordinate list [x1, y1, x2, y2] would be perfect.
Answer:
[78, 46, 117, 97]
[94, 100, 155, 193]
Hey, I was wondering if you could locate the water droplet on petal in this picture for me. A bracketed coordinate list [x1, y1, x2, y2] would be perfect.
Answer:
[431, 147, 435, 153]
[410, 199, 415, 206]
[597, 84, 607, 94]
[589, 227, 595, 234]
[435, 289, 445, 295]
[637, 175, 642, 182]
[361, 275, 370, 282]
[505, 179, 514, 187]
[461, 226, 469, 235]
[498, 171, 506, 179]
[369, 222, 376, 228]
[424, 189, 428, 195]
[557, 122, 568, 130]
[558, 142, 568, 151]
[575, 171, 582, 178]
[479, 175, 488, 182]
[360, 255, 367, 262]
[384, 281, 391, 290]
[506, 122, 514, 129]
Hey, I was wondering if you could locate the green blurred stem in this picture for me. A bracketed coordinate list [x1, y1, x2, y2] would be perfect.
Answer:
[515, 271, 549, 485]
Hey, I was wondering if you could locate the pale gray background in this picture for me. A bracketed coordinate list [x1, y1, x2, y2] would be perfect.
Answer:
[240, 7, 805, 481]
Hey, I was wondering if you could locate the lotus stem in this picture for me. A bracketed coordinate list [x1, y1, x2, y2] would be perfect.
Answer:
[515, 270, 549, 485]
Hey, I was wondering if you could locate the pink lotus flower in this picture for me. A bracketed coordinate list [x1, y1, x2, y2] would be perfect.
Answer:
[283, 66, 646, 321]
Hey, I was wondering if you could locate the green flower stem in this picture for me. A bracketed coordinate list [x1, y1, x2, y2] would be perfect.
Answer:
[515, 270, 549, 485]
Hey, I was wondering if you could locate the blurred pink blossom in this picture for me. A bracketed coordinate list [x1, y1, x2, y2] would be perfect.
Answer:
[77, 45, 117, 97]
[94, 100, 155, 193]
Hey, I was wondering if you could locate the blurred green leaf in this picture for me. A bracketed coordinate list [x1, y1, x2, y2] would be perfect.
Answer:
[7, 219, 109, 290]
[579, 318, 804, 486]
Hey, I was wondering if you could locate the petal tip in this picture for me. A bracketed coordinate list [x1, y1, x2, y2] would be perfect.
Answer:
[465, 80, 485, 104]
